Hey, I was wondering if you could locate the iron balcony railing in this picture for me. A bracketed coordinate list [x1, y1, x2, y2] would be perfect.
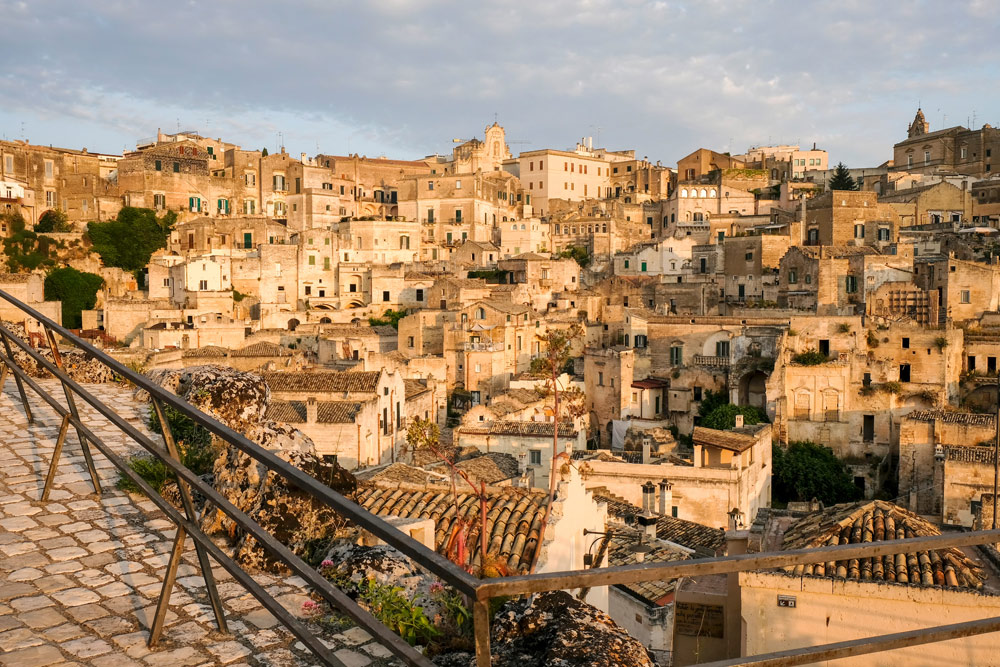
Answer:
[2, 287, 1000, 666]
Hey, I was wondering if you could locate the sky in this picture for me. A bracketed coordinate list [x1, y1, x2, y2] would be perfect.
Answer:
[1, 0, 997, 167]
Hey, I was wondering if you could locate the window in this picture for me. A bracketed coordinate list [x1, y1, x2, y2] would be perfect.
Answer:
[693, 386, 702, 401]
[961, 146, 968, 159]
[924, 150, 931, 165]
[715, 340, 730, 357]
[455, 209, 462, 222]
[383, 290, 390, 302]
[153, 193, 165, 209]
[598, 371, 604, 386]
[455, 180, 462, 189]
[308, 255, 316, 266]
[154, 160, 162, 171]
[173, 162, 180, 173]
[877, 228, 890, 241]
[198, 280, 208, 290]
[961, 290, 971, 304]
[428, 181, 434, 191]
[845, 275, 857, 293]
[416, 288, 424, 301]
[44, 160, 53, 179]
[273, 174, 286, 191]
[670, 345, 682, 366]
[788, 269, 798, 284]
[854, 224, 865, 239]
[624, 259, 630, 269]
[3, 155, 12, 173]
[529, 450, 542, 466]
[902, 337, 910, 349]
[641, 261, 647, 272]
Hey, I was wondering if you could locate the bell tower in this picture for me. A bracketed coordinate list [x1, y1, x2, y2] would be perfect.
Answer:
[908, 108, 929, 138]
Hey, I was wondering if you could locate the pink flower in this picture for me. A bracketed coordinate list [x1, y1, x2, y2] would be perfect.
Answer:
[320, 560, 334, 568]
[302, 600, 319, 612]
[429, 581, 445, 595]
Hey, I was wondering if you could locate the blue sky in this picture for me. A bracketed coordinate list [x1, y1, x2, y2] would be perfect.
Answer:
[1, 0, 997, 167]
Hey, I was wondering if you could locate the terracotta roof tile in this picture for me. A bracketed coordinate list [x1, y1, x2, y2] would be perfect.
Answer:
[595, 492, 726, 555]
[232, 341, 293, 357]
[907, 410, 995, 427]
[404, 379, 430, 399]
[692, 425, 766, 453]
[264, 399, 364, 424]
[459, 420, 577, 438]
[181, 345, 229, 358]
[780, 500, 986, 588]
[355, 484, 547, 573]
[263, 370, 381, 393]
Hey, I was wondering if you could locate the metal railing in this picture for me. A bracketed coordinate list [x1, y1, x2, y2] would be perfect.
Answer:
[2, 287, 1000, 666]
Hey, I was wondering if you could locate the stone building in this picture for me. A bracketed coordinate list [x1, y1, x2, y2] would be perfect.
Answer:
[504, 143, 613, 217]
[893, 108, 1000, 177]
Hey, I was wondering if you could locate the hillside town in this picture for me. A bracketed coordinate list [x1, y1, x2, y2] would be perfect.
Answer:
[3, 109, 1000, 665]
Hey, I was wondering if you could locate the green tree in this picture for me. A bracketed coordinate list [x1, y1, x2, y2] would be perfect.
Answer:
[828, 162, 857, 191]
[700, 402, 768, 430]
[87, 207, 176, 272]
[261, 147, 269, 157]
[35, 209, 71, 233]
[558, 245, 591, 267]
[369, 309, 408, 329]
[772, 441, 862, 505]
[44, 267, 104, 328]
[3, 222, 58, 272]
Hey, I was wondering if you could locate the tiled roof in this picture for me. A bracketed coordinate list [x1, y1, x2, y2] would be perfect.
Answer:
[798, 245, 881, 258]
[907, 410, 995, 427]
[459, 420, 577, 438]
[453, 452, 520, 484]
[945, 445, 996, 464]
[263, 370, 381, 394]
[355, 463, 433, 485]
[355, 484, 548, 573]
[181, 345, 228, 358]
[595, 492, 726, 555]
[606, 529, 689, 603]
[264, 399, 364, 424]
[232, 341, 293, 357]
[780, 500, 986, 588]
[318, 324, 381, 338]
[692, 425, 765, 453]
[403, 379, 430, 400]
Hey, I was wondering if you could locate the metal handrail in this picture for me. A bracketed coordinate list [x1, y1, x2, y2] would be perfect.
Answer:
[3, 287, 1000, 666]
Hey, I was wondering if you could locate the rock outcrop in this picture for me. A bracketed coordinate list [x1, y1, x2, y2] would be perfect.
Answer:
[142, 365, 358, 571]
[0, 321, 120, 383]
[487, 591, 655, 667]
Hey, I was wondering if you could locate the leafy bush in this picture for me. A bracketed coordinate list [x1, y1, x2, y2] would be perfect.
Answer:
[866, 330, 879, 348]
[837, 323, 852, 333]
[700, 402, 768, 430]
[87, 207, 175, 272]
[880, 381, 902, 394]
[232, 289, 246, 303]
[792, 350, 829, 365]
[3, 223, 58, 272]
[369, 308, 408, 329]
[35, 209, 71, 233]
[558, 245, 591, 267]
[117, 403, 215, 495]
[772, 441, 863, 505]
[357, 578, 439, 646]
[934, 336, 949, 351]
[43, 267, 103, 329]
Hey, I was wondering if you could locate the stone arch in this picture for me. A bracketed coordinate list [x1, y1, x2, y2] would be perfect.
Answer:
[822, 388, 840, 422]
[287, 318, 300, 332]
[739, 370, 768, 409]
[319, 317, 332, 324]
[964, 385, 997, 412]
[793, 388, 812, 420]
[702, 330, 731, 356]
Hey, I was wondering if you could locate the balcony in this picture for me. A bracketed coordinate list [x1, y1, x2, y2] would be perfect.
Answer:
[464, 341, 501, 351]
[692, 354, 730, 368]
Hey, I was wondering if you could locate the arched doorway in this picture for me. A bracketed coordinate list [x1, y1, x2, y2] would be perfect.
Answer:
[319, 317, 332, 324]
[287, 318, 300, 332]
[739, 371, 769, 409]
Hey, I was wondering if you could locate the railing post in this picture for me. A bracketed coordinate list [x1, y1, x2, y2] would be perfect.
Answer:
[149, 397, 228, 636]
[41, 325, 101, 495]
[474, 599, 491, 667]
[41, 414, 71, 501]
[0, 326, 33, 423]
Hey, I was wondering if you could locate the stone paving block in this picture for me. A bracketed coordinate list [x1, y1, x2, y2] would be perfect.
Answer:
[47, 546, 89, 562]
[62, 637, 113, 659]
[10, 595, 55, 612]
[333, 649, 371, 667]
[19, 607, 68, 629]
[0, 626, 46, 651]
[51, 588, 102, 607]
[205, 641, 252, 664]
[0, 643, 66, 667]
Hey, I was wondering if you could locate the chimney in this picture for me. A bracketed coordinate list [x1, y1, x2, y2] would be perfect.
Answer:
[642, 438, 651, 464]
[300, 152, 307, 163]
[306, 397, 318, 424]
[641, 481, 656, 512]
[637, 512, 657, 541]
[735, 414, 744, 429]
[658, 480, 673, 516]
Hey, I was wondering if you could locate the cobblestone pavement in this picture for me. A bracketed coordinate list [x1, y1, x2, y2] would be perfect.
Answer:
[0, 379, 400, 667]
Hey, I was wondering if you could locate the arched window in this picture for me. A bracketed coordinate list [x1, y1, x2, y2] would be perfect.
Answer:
[512, 224, 517, 230]
[476, 307, 486, 320]
[602, 223, 608, 233]
[521, 224, 526, 230]
[794, 390, 811, 419]
[399, 235, 410, 249]
[709, 189, 717, 197]
[699, 188, 707, 198]
[680, 189, 688, 198]
[693, 212, 704, 222]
